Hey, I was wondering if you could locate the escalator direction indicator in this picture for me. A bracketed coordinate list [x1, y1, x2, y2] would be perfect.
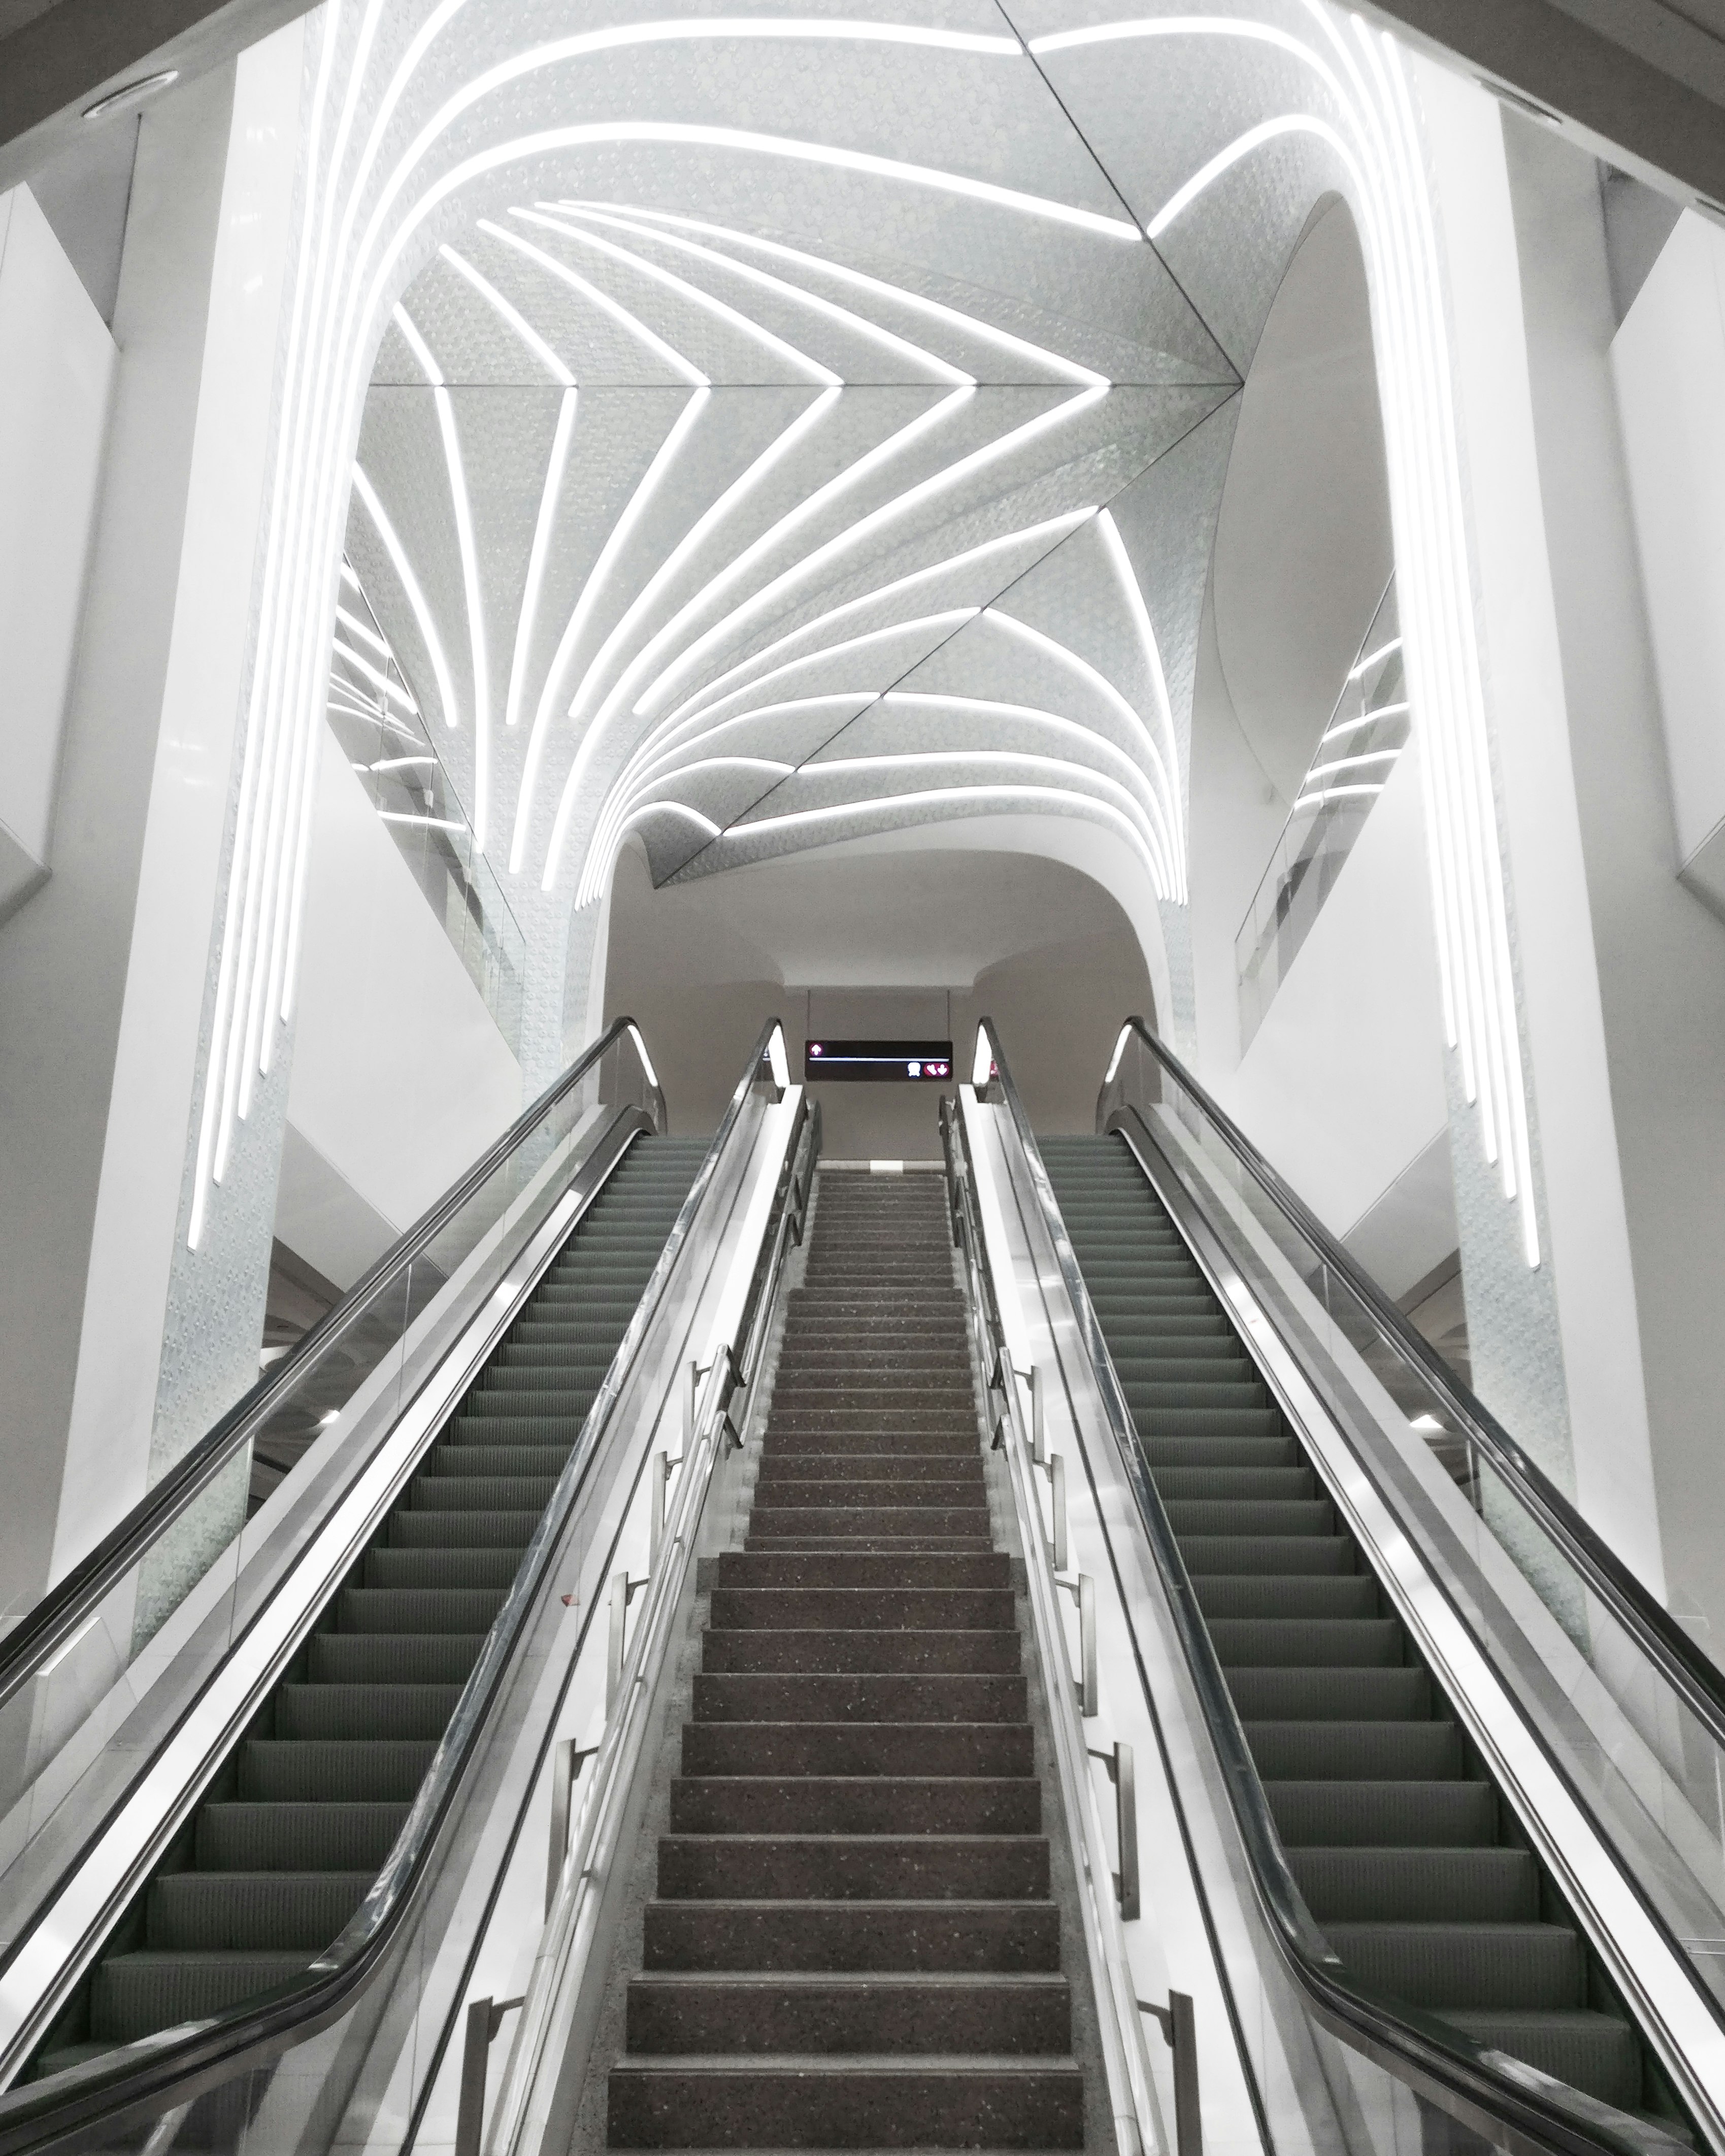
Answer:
[805, 1039, 954, 1083]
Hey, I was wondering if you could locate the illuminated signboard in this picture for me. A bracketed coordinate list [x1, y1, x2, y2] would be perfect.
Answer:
[804, 1039, 954, 1083]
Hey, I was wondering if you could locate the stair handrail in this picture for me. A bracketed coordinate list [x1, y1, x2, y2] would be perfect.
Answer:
[1097, 1016, 1725, 1760]
[0, 1022, 785, 2155]
[0, 1018, 664, 1712]
[972, 1015, 1691, 2156]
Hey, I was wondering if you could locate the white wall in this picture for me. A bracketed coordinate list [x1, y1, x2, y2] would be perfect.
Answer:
[281, 725, 522, 1281]
[1213, 745, 1449, 1238]
[1610, 210, 1725, 912]
[0, 184, 114, 919]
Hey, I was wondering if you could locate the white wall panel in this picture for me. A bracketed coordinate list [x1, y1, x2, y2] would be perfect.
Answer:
[0, 184, 114, 918]
[1611, 211, 1725, 908]
[1215, 744, 1448, 1241]
[285, 726, 522, 1244]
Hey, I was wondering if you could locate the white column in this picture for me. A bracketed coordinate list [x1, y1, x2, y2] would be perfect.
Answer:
[1414, 59, 1666, 1596]
[53, 22, 309, 1583]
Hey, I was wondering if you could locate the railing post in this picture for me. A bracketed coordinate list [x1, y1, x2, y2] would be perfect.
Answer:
[1138, 1993, 1200, 2156]
[1015, 1363, 1044, 1464]
[454, 1994, 524, 2156]
[650, 1452, 682, 1568]
[1055, 1574, 1097, 1716]
[546, 1738, 597, 1917]
[1048, 1453, 1068, 1573]
[607, 1572, 646, 1710]
[1090, 1740, 1138, 1921]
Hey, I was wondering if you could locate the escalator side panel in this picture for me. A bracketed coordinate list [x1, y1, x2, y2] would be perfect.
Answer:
[29, 1139, 709, 2080]
[1038, 1135, 1690, 2135]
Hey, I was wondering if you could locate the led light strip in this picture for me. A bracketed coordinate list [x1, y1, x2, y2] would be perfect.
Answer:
[392, 303, 491, 848]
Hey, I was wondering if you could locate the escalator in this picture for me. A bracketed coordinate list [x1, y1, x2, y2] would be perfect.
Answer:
[944, 1018, 1725, 2156]
[1040, 1135, 1680, 2129]
[0, 1018, 816, 2156]
[29, 1138, 707, 2079]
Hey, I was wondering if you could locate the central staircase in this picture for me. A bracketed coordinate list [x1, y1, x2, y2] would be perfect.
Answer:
[606, 1166, 1086, 2150]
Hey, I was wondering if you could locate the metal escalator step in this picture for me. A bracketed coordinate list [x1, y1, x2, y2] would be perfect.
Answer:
[1289, 1846, 1538, 1922]
[307, 1633, 483, 1684]
[1206, 1618, 1403, 1667]
[1265, 1779, 1498, 1847]
[1178, 1535, 1356, 1574]
[1227, 1667, 1433, 1719]
[237, 1740, 438, 1802]
[335, 1586, 509, 1632]
[1193, 1576, 1380, 1618]
[1244, 1719, 1462, 1779]
[362, 1546, 522, 1589]
[1438, 2010, 1643, 2110]
[89, 1952, 312, 2042]
[195, 1803, 410, 1872]
[275, 1683, 464, 1740]
[145, 1872, 372, 1950]
[1324, 1922, 1585, 2009]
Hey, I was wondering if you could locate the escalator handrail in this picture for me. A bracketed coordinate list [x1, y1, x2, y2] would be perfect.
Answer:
[0, 1017, 664, 1712]
[973, 1017, 1689, 2156]
[1101, 1015, 1725, 1758]
[0, 1021, 787, 2154]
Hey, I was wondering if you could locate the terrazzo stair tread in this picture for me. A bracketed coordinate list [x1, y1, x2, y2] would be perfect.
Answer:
[1152, 1467, 1313, 1501]
[275, 1683, 465, 1740]
[362, 1547, 524, 1589]
[691, 1674, 1027, 1723]
[707, 1586, 1017, 1630]
[1266, 1780, 1499, 1846]
[335, 1586, 511, 1633]
[307, 1633, 484, 1684]
[1321, 1923, 1586, 2009]
[624, 1973, 1072, 2055]
[749, 1540, 1000, 1555]
[753, 1457, 987, 1483]
[762, 1430, 980, 1457]
[606, 2056, 1083, 2148]
[748, 1516, 993, 1545]
[774, 1356, 975, 1378]
[145, 1872, 373, 1950]
[680, 1724, 1036, 1778]
[1192, 1576, 1381, 1619]
[1289, 1847, 1539, 1921]
[1207, 1617, 1404, 1666]
[238, 1739, 440, 1802]
[702, 1631, 1021, 1674]
[642, 1902, 1061, 1972]
[655, 1835, 1050, 1901]
[1177, 1535, 1358, 1575]
[749, 1480, 985, 1507]
[1436, 2012, 1642, 2108]
[194, 1803, 411, 1871]
[770, 1382, 974, 1406]
[668, 1780, 1042, 1836]
[712, 1553, 1010, 1588]
[89, 1952, 314, 2039]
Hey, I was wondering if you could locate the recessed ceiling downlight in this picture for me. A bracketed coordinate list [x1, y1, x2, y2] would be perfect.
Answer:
[82, 69, 179, 120]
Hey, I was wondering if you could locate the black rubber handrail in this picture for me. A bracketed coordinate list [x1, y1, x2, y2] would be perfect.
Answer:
[971, 1017, 1691, 2156]
[1102, 1016, 1725, 1756]
[0, 1017, 661, 1711]
[0, 1020, 794, 2155]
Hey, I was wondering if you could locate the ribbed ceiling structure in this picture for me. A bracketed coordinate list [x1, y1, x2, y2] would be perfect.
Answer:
[337, 12, 1267, 942]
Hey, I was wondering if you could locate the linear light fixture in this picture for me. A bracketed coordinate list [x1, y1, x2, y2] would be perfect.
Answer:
[510, 386, 709, 873]
[513, 207, 840, 384]
[505, 386, 578, 734]
[1323, 699, 1410, 743]
[437, 242, 575, 385]
[1349, 634, 1404, 680]
[479, 217, 709, 386]
[559, 201, 1107, 387]
[549, 203, 969, 385]
[350, 465, 462, 737]
[393, 303, 491, 848]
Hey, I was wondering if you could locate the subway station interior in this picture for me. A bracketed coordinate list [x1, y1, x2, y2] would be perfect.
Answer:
[3, 3, 1725, 2153]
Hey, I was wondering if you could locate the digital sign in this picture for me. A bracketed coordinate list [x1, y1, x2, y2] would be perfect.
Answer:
[805, 1039, 954, 1083]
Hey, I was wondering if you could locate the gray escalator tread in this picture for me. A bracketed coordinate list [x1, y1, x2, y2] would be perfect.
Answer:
[36, 1134, 703, 2076]
[1039, 1133, 1669, 2132]
[604, 1168, 1085, 2150]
